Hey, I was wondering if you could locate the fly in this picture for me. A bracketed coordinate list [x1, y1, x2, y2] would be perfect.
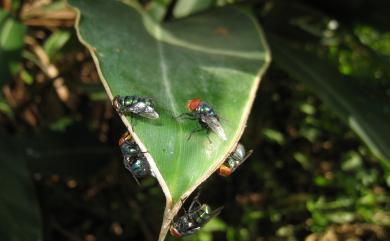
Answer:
[170, 193, 223, 237]
[118, 131, 153, 185]
[178, 98, 226, 141]
[113, 95, 159, 119]
[219, 143, 253, 177]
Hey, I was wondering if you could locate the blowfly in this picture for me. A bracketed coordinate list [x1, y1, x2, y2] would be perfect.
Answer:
[179, 98, 226, 141]
[113, 95, 159, 119]
[170, 193, 223, 237]
[219, 143, 253, 177]
[118, 131, 152, 184]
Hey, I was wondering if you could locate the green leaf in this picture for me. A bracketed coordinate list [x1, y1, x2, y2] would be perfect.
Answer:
[269, 34, 390, 171]
[326, 211, 355, 224]
[0, 9, 26, 86]
[0, 13, 25, 50]
[43, 30, 71, 60]
[69, 0, 270, 240]
[0, 134, 43, 241]
[173, 0, 216, 18]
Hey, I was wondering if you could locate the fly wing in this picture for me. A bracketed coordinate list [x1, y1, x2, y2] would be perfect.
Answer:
[197, 206, 223, 229]
[233, 149, 253, 172]
[127, 102, 146, 114]
[127, 102, 159, 119]
[130, 171, 142, 186]
[209, 206, 224, 219]
[138, 106, 159, 119]
[186, 227, 201, 236]
[201, 115, 227, 141]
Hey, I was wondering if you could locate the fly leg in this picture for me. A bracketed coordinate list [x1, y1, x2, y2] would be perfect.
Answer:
[124, 157, 141, 186]
[187, 128, 205, 141]
[188, 120, 210, 141]
[188, 191, 202, 212]
[176, 112, 196, 121]
[130, 171, 141, 187]
[129, 115, 135, 131]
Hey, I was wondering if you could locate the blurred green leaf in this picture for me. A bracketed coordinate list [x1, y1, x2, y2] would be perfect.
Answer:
[0, 9, 26, 86]
[262, 128, 285, 145]
[294, 152, 311, 170]
[174, 0, 215, 18]
[314, 176, 331, 187]
[0, 14, 25, 50]
[270, 34, 390, 171]
[146, 0, 168, 21]
[201, 218, 226, 232]
[300, 102, 316, 115]
[326, 211, 355, 223]
[300, 126, 320, 142]
[276, 225, 295, 239]
[43, 30, 71, 60]
[0, 134, 42, 241]
[341, 151, 362, 171]
[0, 10, 7, 24]
[20, 68, 33, 85]
[0, 99, 12, 117]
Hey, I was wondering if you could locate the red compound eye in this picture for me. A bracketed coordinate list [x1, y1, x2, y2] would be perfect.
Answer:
[118, 131, 131, 146]
[187, 98, 201, 111]
[219, 165, 232, 177]
[170, 227, 182, 238]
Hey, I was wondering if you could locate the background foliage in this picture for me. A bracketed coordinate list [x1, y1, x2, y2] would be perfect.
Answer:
[0, 0, 389, 241]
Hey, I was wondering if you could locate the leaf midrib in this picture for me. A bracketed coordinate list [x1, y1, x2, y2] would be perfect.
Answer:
[155, 25, 184, 200]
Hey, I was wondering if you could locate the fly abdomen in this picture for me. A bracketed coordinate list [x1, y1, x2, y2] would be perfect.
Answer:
[130, 158, 150, 178]
[123, 157, 150, 178]
[195, 102, 218, 119]
[119, 131, 151, 181]
[122, 95, 139, 106]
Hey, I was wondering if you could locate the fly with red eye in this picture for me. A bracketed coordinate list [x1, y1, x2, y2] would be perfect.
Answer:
[177, 98, 227, 141]
[219, 143, 253, 177]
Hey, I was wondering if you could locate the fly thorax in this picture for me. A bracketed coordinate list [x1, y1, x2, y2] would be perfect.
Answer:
[226, 157, 237, 168]
[121, 142, 139, 157]
[123, 96, 136, 106]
